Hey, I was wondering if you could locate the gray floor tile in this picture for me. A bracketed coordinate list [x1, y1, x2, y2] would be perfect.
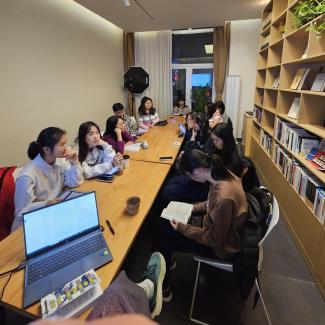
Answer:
[262, 217, 313, 282]
[249, 272, 325, 325]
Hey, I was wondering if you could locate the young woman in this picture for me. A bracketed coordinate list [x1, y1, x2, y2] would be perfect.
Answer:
[162, 122, 242, 204]
[158, 149, 248, 301]
[183, 113, 207, 150]
[138, 97, 160, 131]
[112, 102, 137, 136]
[12, 127, 84, 232]
[173, 96, 190, 115]
[103, 116, 135, 154]
[76, 121, 123, 179]
[208, 101, 233, 132]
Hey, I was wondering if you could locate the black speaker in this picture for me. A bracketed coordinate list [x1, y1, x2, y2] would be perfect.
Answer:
[124, 67, 149, 94]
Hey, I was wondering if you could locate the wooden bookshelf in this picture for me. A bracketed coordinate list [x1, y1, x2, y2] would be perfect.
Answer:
[252, 0, 325, 299]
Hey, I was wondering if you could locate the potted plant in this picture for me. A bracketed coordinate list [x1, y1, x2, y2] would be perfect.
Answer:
[292, 0, 325, 38]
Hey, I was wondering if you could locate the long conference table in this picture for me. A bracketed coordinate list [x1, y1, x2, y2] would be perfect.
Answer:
[0, 116, 184, 320]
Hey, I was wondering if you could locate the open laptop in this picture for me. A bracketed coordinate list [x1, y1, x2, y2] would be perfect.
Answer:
[23, 191, 112, 308]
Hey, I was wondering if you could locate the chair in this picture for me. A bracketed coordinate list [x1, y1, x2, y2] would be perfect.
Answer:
[189, 193, 280, 325]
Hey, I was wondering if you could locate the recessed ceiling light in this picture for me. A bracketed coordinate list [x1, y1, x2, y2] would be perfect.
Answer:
[123, 0, 130, 7]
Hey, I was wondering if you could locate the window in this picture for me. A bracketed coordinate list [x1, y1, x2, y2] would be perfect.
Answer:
[172, 29, 214, 112]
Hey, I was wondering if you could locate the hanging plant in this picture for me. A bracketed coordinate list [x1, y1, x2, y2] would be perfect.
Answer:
[292, 0, 325, 38]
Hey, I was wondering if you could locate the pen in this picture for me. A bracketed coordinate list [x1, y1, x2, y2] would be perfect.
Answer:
[106, 218, 115, 235]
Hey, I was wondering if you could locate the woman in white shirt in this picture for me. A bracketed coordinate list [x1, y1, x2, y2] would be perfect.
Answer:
[12, 127, 84, 232]
[76, 121, 123, 178]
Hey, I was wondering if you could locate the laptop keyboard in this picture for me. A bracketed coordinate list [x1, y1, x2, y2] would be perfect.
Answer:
[27, 234, 106, 285]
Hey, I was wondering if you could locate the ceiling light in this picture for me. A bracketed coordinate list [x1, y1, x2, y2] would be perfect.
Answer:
[205, 44, 213, 54]
[123, 0, 130, 7]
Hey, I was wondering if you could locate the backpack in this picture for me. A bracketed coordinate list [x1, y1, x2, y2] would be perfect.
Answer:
[233, 186, 273, 300]
[0, 166, 17, 240]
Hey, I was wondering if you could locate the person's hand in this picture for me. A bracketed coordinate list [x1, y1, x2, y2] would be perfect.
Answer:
[209, 116, 223, 129]
[66, 148, 79, 165]
[178, 151, 184, 159]
[115, 128, 122, 136]
[191, 129, 197, 141]
[97, 139, 107, 146]
[170, 218, 179, 230]
[112, 153, 123, 166]
[47, 198, 60, 205]
[187, 121, 193, 130]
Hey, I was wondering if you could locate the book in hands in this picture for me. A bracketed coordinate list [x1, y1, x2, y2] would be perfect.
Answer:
[41, 269, 102, 319]
[161, 201, 193, 224]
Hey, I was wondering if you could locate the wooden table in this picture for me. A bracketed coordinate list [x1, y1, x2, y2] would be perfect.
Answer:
[126, 116, 184, 165]
[0, 160, 171, 319]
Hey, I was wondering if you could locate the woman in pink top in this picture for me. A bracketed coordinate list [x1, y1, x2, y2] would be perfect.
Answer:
[103, 116, 135, 154]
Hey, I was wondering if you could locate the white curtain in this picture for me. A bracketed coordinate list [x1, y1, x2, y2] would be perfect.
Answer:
[135, 30, 172, 119]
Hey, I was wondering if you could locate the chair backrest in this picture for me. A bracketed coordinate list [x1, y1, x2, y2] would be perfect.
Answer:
[0, 166, 17, 240]
[259, 195, 279, 246]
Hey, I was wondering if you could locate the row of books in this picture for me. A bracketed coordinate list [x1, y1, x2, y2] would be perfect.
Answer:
[260, 129, 272, 155]
[274, 118, 320, 156]
[253, 106, 262, 124]
[290, 67, 325, 92]
[273, 144, 325, 224]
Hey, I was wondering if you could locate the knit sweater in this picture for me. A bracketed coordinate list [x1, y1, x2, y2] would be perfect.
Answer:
[103, 131, 134, 154]
[177, 176, 247, 259]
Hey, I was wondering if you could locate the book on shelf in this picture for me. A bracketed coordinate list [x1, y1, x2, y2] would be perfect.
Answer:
[253, 106, 262, 124]
[290, 68, 310, 90]
[161, 201, 193, 224]
[311, 72, 325, 92]
[287, 97, 301, 119]
[306, 148, 325, 171]
[262, 11, 272, 29]
[274, 118, 320, 155]
[305, 175, 325, 210]
[272, 73, 280, 88]
[314, 188, 325, 224]
[260, 129, 273, 155]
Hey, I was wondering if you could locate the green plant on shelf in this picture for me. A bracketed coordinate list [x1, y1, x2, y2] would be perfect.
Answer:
[292, 0, 325, 38]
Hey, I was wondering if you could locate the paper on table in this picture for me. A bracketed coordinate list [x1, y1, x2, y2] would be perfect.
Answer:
[124, 143, 142, 152]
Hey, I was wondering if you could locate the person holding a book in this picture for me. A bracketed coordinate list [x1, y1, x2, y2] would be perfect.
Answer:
[157, 149, 248, 301]
[137, 96, 160, 131]
[11, 127, 84, 232]
[103, 116, 135, 154]
[76, 121, 123, 179]
[162, 122, 245, 203]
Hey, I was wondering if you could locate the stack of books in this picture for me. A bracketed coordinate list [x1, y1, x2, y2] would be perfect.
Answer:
[275, 118, 320, 155]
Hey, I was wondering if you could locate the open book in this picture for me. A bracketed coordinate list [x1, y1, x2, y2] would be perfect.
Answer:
[161, 201, 193, 224]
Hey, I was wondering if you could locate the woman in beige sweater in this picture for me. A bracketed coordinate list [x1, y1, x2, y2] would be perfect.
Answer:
[158, 149, 248, 302]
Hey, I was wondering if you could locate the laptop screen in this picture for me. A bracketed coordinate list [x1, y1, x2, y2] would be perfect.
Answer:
[23, 192, 99, 257]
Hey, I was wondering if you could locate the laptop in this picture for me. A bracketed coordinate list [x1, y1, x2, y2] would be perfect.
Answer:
[23, 191, 112, 308]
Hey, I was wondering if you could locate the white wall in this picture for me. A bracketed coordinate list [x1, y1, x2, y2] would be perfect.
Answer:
[0, 0, 124, 166]
[228, 19, 261, 138]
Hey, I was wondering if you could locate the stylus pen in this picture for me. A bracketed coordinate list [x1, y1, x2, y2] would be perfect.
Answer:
[106, 218, 115, 235]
